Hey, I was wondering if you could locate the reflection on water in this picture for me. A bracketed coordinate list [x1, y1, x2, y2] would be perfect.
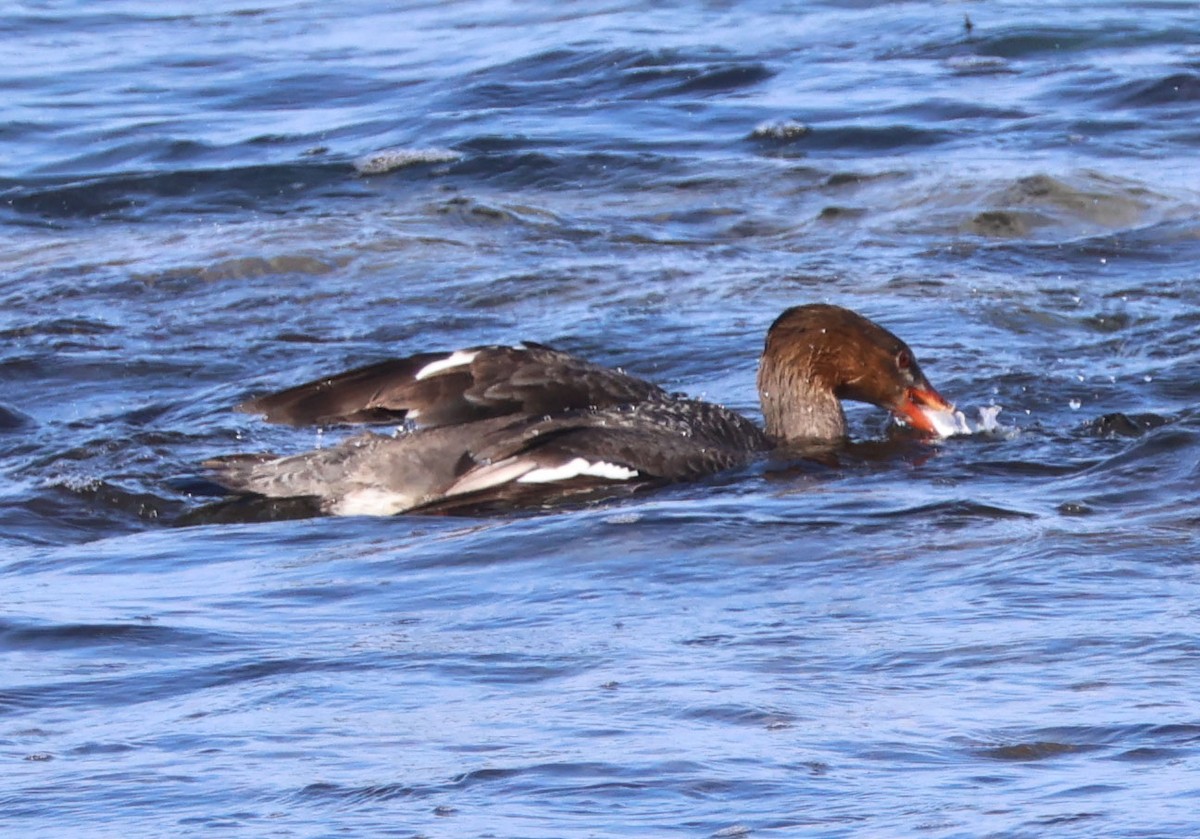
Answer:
[3, 0, 1200, 836]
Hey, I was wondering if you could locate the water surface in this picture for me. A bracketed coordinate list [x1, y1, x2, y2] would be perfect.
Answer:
[3, 1, 1200, 836]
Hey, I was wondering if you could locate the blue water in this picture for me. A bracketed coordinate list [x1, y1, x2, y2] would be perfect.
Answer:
[4, 1, 1200, 836]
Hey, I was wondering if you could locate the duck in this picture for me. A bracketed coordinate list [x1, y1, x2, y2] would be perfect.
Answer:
[204, 304, 955, 516]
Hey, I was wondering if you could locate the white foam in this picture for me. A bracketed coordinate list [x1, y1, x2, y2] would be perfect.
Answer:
[945, 55, 1011, 75]
[751, 119, 811, 140]
[353, 147, 462, 175]
[517, 457, 639, 484]
[414, 350, 478, 380]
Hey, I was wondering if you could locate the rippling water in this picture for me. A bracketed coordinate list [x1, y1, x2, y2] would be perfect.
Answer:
[4, 1, 1200, 836]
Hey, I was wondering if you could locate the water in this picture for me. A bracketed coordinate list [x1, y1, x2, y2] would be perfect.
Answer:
[3, 0, 1200, 835]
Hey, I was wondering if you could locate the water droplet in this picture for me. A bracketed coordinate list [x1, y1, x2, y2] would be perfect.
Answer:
[1069, 399, 1082, 410]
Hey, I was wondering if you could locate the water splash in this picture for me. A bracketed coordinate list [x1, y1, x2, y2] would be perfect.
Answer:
[924, 405, 1005, 438]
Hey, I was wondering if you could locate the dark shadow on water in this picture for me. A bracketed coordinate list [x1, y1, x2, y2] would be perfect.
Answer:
[173, 494, 325, 527]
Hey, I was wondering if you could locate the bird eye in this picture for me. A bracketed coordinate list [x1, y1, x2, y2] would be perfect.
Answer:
[896, 350, 912, 370]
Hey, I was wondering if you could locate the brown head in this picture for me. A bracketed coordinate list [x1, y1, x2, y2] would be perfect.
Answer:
[756, 304, 953, 442]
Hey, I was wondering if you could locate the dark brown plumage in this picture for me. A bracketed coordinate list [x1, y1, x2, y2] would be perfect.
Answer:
[757, 304, 949, 441]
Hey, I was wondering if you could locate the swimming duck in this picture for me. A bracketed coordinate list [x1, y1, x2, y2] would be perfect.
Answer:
[205, 304, 954, 516]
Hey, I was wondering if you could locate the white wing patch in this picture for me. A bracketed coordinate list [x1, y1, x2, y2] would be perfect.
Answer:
[445, 455, 640, 499]
[414, 350, 479, 381]
[518, 457, 639, 484]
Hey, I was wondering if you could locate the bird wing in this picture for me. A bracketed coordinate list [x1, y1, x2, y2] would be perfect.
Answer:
[414, 399, 770, 514]
[236, 343, 670, 428]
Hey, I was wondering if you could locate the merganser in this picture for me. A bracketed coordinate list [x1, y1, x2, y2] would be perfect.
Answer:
[204, 304, 953, 516]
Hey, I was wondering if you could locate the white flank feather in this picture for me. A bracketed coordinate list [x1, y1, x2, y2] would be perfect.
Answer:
[446, 455, 640, 499]
[332, 489, 416, 517]
[518, 457, 639, 484]
[444, 457, 537, 497]
[414, 350, 479, 381]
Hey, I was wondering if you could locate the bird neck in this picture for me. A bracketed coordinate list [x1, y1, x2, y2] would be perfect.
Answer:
[757, 355, 846, 442]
